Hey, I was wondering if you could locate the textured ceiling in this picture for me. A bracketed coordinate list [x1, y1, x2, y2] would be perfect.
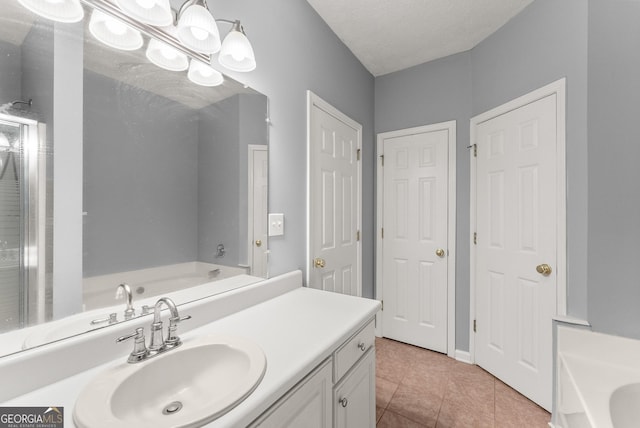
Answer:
[306, 0, 535, 76]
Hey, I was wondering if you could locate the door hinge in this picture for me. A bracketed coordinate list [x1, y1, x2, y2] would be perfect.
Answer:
[356, 230, 360, 241]
[357, 148, 361, 161]
[380, 154, 384, 166]
[473, 319, 477, 333]
[381, 300, 384, 311]
[473, 232, 477, 245]
[381, 227, 384, 239]
[473, 143, 477, 157]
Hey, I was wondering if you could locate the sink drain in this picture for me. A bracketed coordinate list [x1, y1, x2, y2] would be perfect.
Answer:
[162, 401, 183, 415]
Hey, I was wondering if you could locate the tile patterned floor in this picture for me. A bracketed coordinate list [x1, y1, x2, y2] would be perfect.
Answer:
[375, 337, 551, 427]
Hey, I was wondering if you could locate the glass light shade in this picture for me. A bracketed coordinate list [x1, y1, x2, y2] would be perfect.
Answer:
[219, 29, 256, 72]
[188, 60, 224, 87]
[89, 10, 143, 51]
[16, 0, 84, 23]
[114, 0, 173, 27]
[176, 5, 221, 54]
[146, 39, 189, 72]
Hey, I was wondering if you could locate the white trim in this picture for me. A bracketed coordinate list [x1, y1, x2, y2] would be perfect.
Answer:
[454, 349, 472, 364]
[376, 121, 457, 358]
[247, 145, 267, 276]
[306, 91, 363, 295]
[469, 77, 567, 362]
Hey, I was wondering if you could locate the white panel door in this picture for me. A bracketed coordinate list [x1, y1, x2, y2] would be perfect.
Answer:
[475, 93, 557, 410]
[381, 128, 449, 353]
[249, 146, 268, 277]
[308, 93, 361, 296]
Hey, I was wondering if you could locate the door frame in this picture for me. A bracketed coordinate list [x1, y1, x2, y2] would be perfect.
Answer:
[375, 121, 457, 358]
[469, 78, 567, 362]
[306, 91, 362, 293]
[247, 144, 268, 277]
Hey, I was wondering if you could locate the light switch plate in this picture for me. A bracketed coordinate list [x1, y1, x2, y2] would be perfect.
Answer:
[268, 213, 284, 236]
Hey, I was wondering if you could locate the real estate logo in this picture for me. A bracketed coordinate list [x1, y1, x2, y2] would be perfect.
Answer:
[0, 407, 63, 428]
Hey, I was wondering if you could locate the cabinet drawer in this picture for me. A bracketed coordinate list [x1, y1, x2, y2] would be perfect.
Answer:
[333, 320, 375, 382]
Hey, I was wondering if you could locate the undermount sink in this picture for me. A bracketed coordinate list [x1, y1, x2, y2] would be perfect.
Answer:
[73, 335, 266, 428]
[609, 383, 640, 428]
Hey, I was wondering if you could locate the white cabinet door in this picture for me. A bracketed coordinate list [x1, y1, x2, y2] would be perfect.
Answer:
[251, 359, 332, 428]
[334, 349, 376, 428]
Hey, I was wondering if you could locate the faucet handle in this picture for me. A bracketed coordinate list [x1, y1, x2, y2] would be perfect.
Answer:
[166, 315, 192, 345]
[91, 312, 118, 325]
[123, 307, 135, 320]
[117, 327, 148, 362]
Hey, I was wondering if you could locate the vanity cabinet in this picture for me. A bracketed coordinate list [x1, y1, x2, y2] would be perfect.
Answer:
[334, 349, 375, 428]
[251, 359, 333, 428]
[250, 319, 376, 428]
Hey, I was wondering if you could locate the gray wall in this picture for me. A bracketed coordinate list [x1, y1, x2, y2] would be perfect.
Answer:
[375, 52, 473, 349]
[83, 71, 199, 276]
[21, 20, 54, 139]
[238, 94, 269, 263]
[587, 0, 640, 339]
[472, 0, 589, 326]
[198, 96, 241, 266]
[208, 0, 376, 297]
[197, 93, 268, 267]
[374, 0, 589, 351]
[0, 40, 21, 105]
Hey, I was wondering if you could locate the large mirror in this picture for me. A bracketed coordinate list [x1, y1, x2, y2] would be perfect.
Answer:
[0, 0, 269, 356]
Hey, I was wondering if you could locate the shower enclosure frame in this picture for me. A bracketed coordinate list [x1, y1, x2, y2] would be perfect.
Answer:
[0, 111, 48, 328]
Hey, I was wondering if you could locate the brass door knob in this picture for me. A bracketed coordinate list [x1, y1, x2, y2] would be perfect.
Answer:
[314, 258, 326, 268]
[536, 264, 552, 276]
[436, 248, 445, 258]
[255, 240, 262, 247]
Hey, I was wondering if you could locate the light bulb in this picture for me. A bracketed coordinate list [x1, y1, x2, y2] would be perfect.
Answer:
[188, 60, 223, 86]
[135, 0, 155, 9]
[199, 66, 214, 77]
[105, 19, 128, 36]
[190, 26, 209, 41]
[17, 0, 84, 23]
[231, 50, 245, 62]
[161, 47, 177, 60]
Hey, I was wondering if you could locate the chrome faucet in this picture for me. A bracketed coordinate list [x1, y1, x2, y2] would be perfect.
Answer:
[117, 297, 191, 363]
[116, 283, 135, 320]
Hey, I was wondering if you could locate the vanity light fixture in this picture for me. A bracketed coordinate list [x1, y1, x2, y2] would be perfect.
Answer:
[114, 0, 173, 27]
[218, 20, 256, 72]
[89, 9, 144, 51]
[146, 38, 189, 71]
[16, 0, 84, 23]
[188, 60, 224, 87]
[16, 0, 258, 72]
[176, 0, 221, 54]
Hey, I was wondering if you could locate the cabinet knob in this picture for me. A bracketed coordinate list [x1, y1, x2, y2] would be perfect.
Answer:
[358, 342, 366, 351]
[255, 240, 262, 247]
[339, 397, 348, 408]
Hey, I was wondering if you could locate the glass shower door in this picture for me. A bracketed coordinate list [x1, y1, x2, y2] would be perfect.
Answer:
[0, 114, 47, 332]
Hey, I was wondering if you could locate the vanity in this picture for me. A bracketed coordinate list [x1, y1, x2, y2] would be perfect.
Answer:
[0, 271, 380, 427]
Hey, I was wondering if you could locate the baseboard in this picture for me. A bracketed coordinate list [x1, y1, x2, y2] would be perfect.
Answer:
[454, 349, 472, 364]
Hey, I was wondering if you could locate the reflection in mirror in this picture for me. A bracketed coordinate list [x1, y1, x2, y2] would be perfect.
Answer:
[0, 0, 269, 357]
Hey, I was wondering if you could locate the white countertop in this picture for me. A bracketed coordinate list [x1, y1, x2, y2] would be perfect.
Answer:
[2, 282, 380, 427]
